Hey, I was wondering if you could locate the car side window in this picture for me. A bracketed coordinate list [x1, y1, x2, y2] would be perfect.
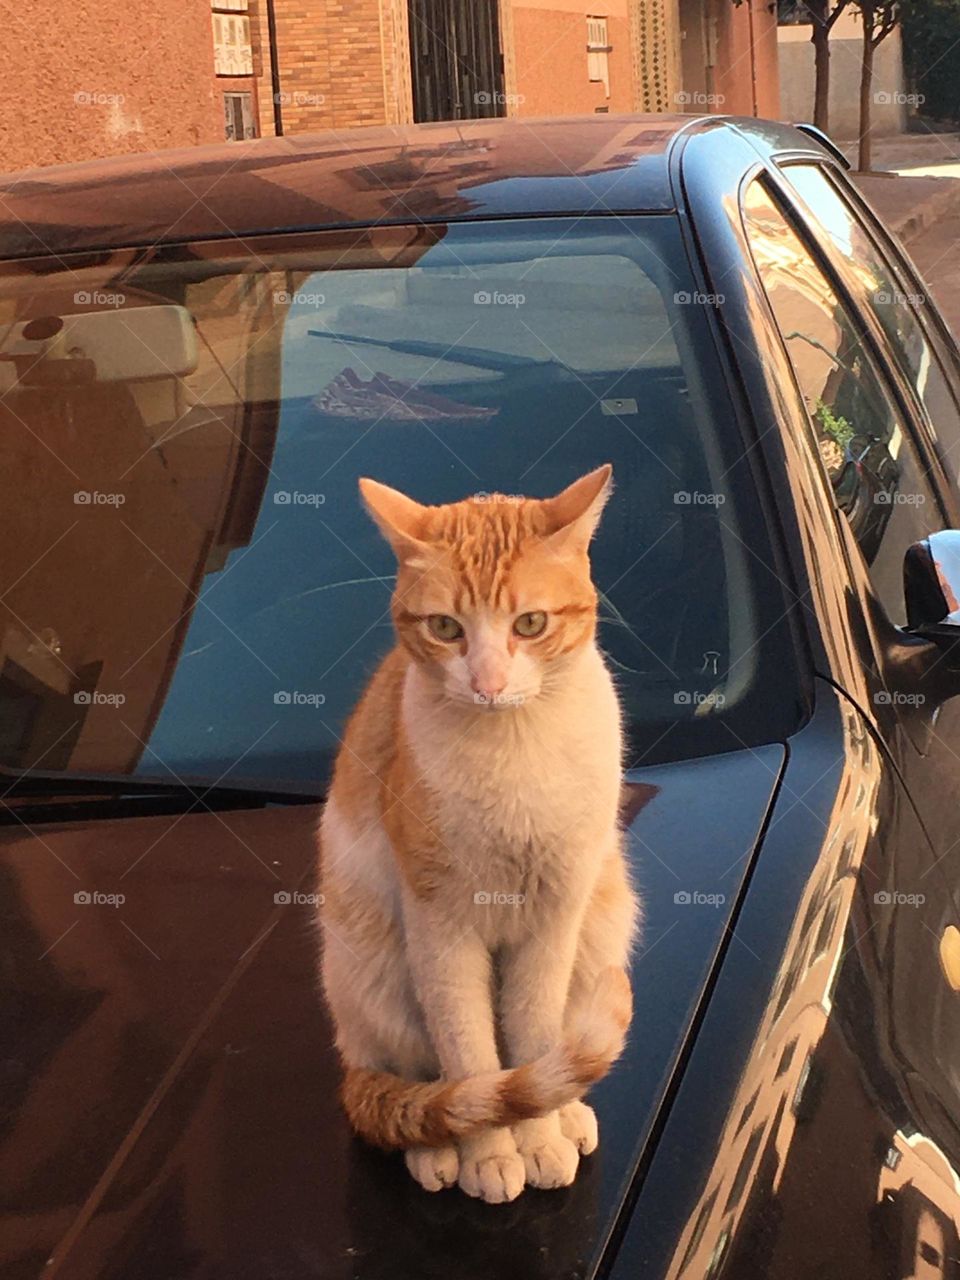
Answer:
[742, 179, 942, 627]
[784, 162, 960, 490]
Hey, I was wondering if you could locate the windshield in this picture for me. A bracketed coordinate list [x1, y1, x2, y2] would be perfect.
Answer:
[0, 216, 800, 789]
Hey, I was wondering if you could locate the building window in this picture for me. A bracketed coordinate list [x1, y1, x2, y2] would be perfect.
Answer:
[224, 91, 257, 141]
[212, 2, 253, 76]
[587, 16, 611, 97]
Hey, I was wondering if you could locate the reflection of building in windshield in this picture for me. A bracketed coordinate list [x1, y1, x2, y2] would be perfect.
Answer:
[0, 277, 279, 776]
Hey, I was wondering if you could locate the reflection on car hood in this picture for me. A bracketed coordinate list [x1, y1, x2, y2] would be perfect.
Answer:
[1, 743, 784, 1279]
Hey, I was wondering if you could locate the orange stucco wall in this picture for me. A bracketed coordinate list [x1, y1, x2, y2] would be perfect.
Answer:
[1, 0, 223, 174]
[713, 0, 780, 118]
[510, 0, 634, 117]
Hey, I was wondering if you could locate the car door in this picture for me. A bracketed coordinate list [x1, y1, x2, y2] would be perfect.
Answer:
[769, 159, 960, 912]
[742, 167, 960, 1111]
[612, 133, 960, 1280]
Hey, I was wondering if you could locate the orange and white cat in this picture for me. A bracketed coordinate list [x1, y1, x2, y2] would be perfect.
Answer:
[318, 464, 639, 1204]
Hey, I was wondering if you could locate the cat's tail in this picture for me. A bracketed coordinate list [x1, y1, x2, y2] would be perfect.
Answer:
[340, 966, 632, 1151]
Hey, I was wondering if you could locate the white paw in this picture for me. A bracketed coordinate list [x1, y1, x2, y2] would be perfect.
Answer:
[404, 1144, 459, 1192]
[513, 1114, 580, 1189]
[457, 1127, 526, 1203]
[559, 1099, 599, 1155]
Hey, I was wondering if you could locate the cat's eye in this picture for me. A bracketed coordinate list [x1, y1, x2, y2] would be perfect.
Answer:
[427, 614, 464, 642]
[513, 611, 547, 638]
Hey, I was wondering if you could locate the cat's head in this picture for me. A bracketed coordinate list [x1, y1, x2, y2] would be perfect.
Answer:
[359, 465, 611, 709]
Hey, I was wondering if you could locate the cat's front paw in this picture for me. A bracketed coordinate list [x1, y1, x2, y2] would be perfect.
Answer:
[512, 1113, 579, 1189]
[457, 1126, 526, 1203]
[404, 1144, 459, 1192]
[558, 1099, 599, 1155]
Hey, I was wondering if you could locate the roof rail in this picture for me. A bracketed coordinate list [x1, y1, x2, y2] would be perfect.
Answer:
[793, 123, 851, 170]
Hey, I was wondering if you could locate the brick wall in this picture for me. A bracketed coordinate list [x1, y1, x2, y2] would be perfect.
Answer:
[1, 0, 222, 174]
[263, 0, 411, 134]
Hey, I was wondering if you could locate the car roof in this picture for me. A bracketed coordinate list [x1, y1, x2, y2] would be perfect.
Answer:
[0, 114, 824, 262]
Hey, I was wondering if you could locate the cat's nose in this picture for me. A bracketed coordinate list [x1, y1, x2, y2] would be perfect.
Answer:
[470, 674, 506, 699]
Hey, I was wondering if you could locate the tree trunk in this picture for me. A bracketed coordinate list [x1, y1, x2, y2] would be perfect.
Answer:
[858, 20, 875, 171]
[810, 0, 831, 132]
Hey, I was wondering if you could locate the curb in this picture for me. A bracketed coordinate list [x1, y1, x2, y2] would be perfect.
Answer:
[851, 171, 960, 242]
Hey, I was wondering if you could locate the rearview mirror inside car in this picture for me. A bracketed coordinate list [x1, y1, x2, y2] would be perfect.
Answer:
[0, 303, 198, 390]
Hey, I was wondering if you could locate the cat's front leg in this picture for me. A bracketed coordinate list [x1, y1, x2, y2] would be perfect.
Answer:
[404, 908, 526, 1203]
[500, 914, 585, 1189]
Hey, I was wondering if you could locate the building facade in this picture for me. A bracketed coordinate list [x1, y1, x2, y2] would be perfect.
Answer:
[2, 0, 224, 174]
[252, 0, 779, 136]
[1, 0, 780, 175]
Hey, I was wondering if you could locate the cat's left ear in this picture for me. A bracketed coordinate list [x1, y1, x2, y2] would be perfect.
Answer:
[541, 464, 613, 556]
[359, 477, 432, 567]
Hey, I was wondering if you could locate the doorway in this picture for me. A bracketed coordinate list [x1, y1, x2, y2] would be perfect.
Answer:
[408, 0, 506, 122]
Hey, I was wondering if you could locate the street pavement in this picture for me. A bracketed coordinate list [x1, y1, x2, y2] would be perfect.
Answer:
[844, 131, 960, 340]
[902, 204, 960, 342]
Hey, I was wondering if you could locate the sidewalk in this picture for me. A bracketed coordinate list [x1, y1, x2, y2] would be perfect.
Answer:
[839, 131, 960, 340]
[846, 131, 960, 243]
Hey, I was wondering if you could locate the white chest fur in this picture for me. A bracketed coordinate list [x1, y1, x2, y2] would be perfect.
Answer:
[402, 646, 623, 879]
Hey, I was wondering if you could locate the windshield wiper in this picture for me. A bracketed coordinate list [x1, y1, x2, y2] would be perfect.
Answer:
[307, 328, 562, 373]
[0, 770, 322, 823]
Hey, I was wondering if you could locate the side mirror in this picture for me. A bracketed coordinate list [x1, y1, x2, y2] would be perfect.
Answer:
[904, 530, 960, 666]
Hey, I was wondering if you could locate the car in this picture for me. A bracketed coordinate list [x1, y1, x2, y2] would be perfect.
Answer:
[3, 112, 960, 1279]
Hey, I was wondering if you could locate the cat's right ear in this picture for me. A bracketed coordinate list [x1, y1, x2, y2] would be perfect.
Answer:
[359, 477, 432, 567]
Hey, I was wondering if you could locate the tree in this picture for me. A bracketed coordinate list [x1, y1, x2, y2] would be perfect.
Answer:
[805, 0, 853, 132]
[772, 1, 852, 133]
[901, 0, 960, 125]
[853, 0, 900, 170]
